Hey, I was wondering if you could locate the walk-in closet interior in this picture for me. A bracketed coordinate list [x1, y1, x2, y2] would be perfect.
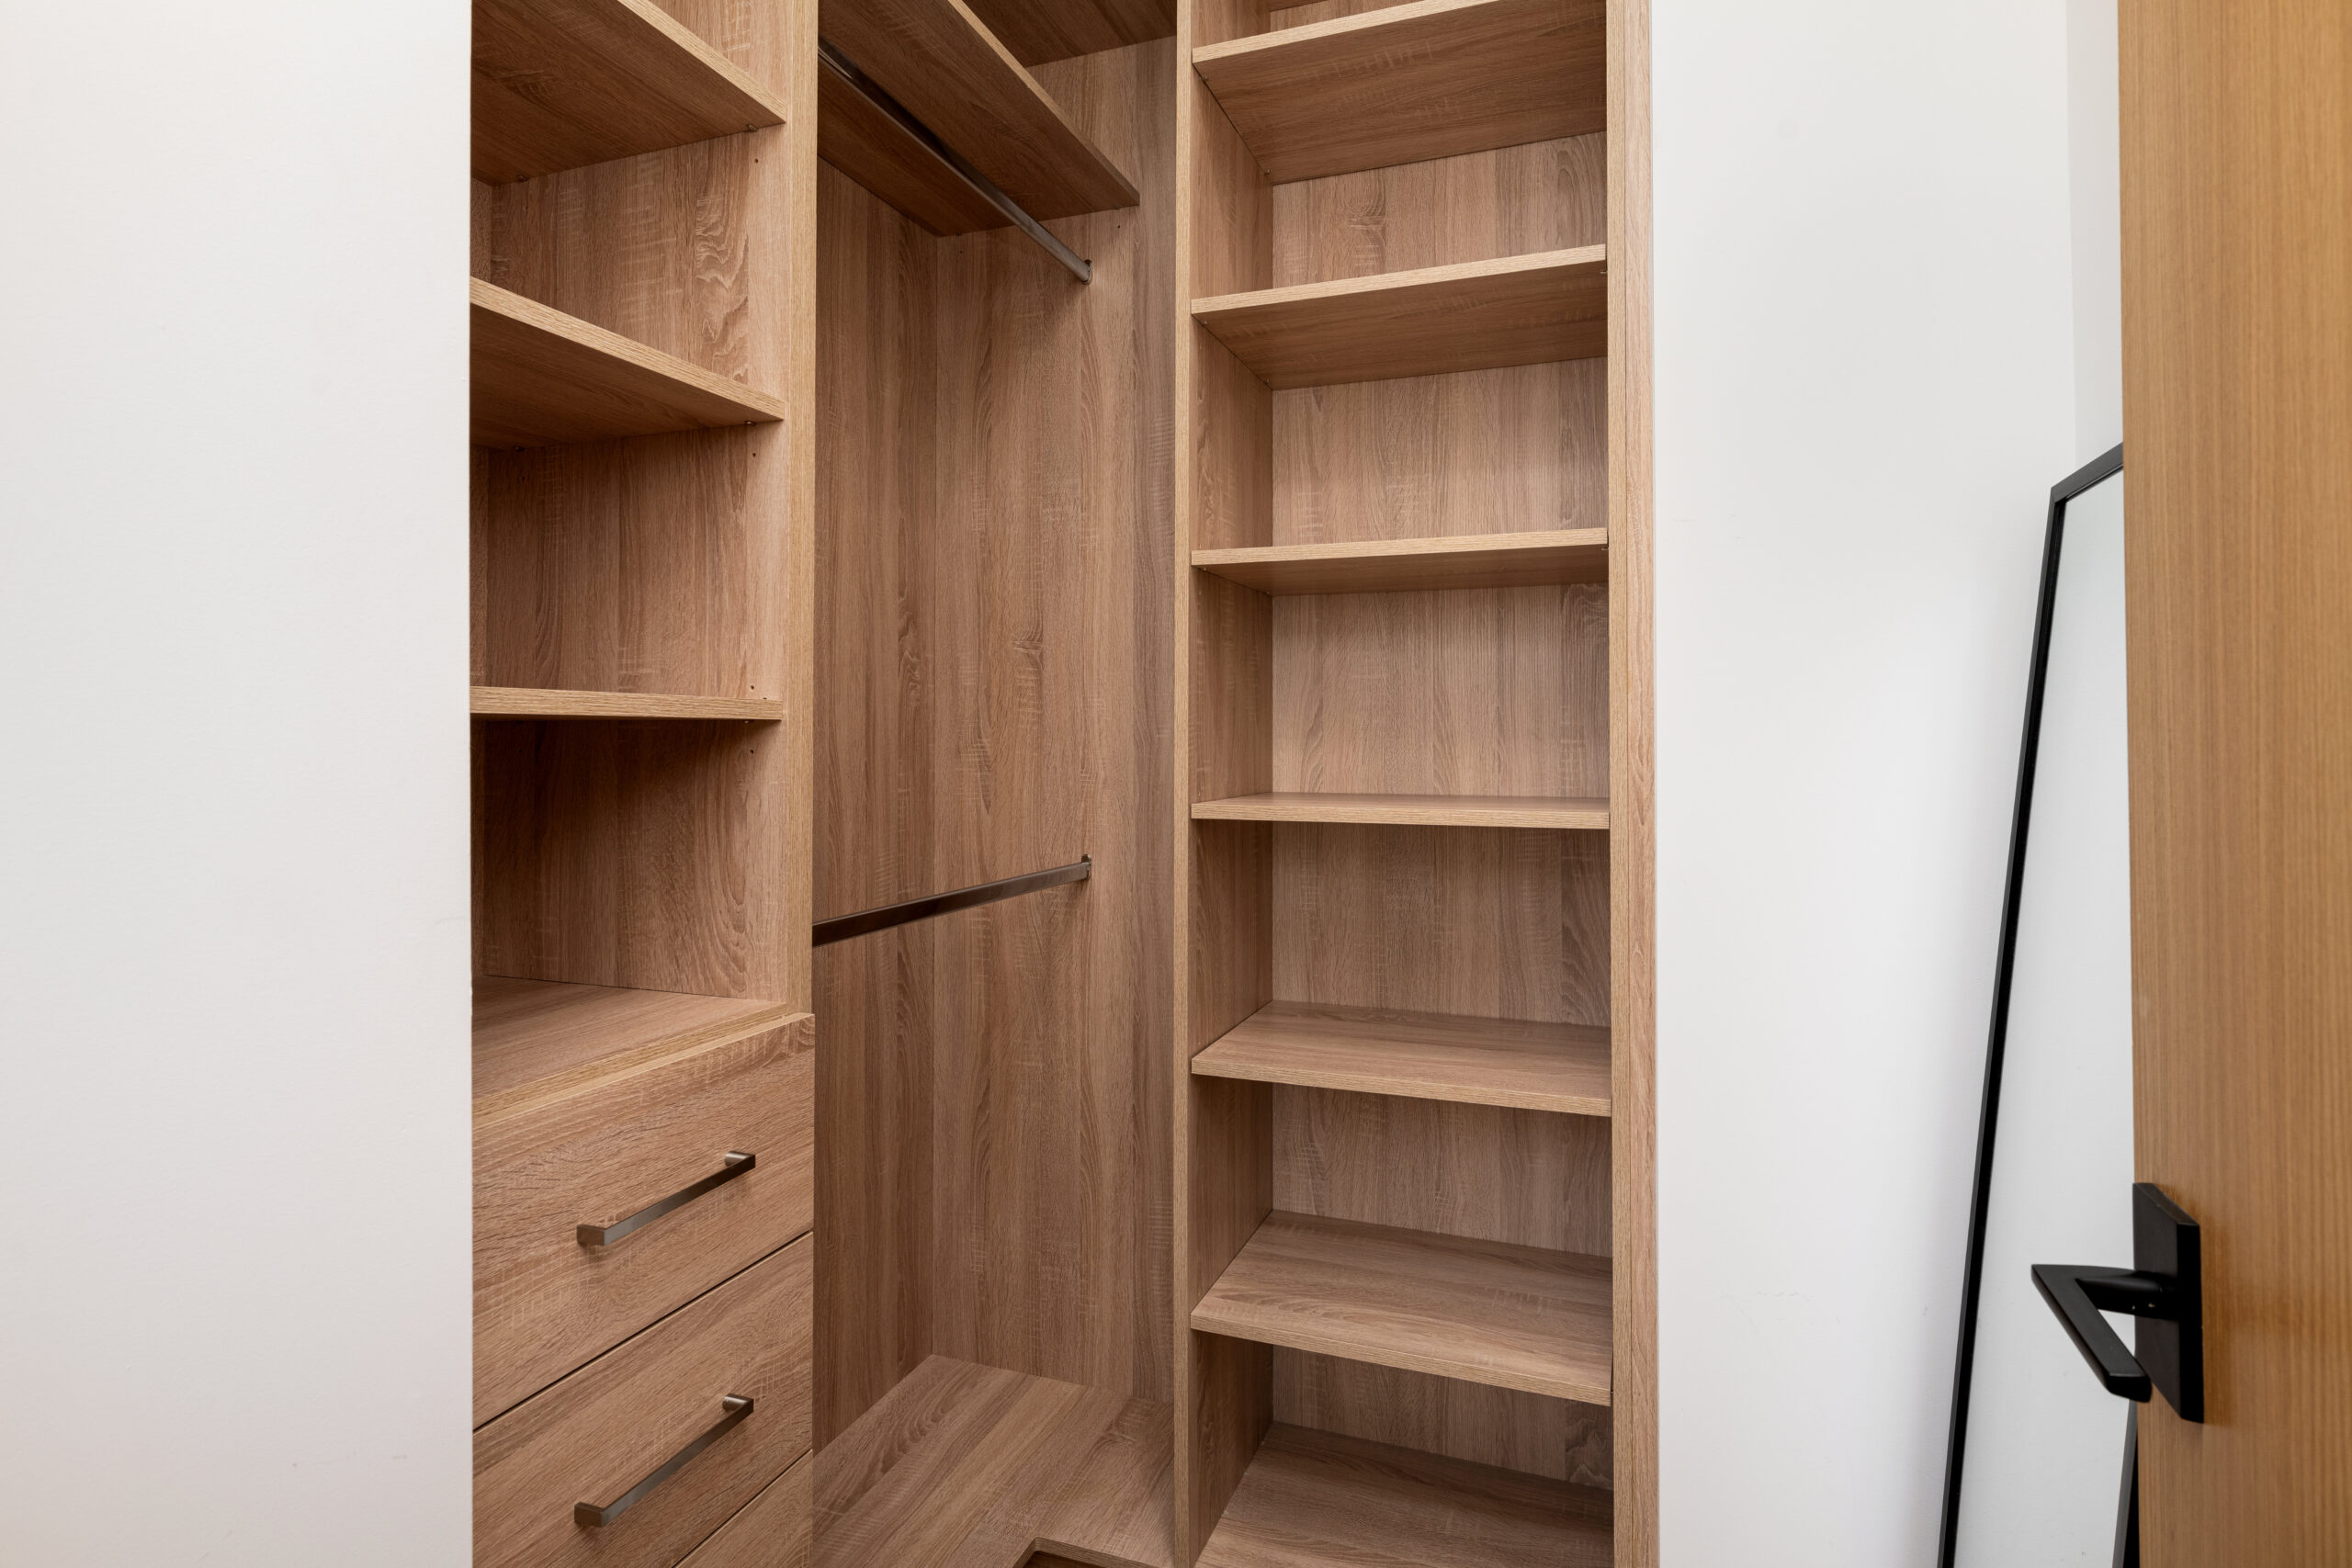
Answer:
[465, 0, 1651, 1561]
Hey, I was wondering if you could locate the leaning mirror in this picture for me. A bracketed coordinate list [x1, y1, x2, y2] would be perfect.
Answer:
[1939, 448, 2135, 1567]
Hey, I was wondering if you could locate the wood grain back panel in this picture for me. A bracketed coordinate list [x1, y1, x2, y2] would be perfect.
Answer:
[1272, 1085, 1608, 1254]
[1272, 360, 1606, 545]
[1273, 1351, 1611, 1489]
[1271, 134, 1605, 288]
[1272, 582, 1607, 798]
[474, 718, 793, 999]
[813, 39, 1178, 1445]
[1272, 822, 1608, 1027]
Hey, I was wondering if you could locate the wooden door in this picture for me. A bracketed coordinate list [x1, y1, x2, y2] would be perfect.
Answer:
[2120, 2, 2352, 1560]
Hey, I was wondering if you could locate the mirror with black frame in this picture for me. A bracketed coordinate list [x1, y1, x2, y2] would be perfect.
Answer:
[1939, 447, 2137, 1568]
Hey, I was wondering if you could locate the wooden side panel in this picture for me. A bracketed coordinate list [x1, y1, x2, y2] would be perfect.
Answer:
[1271, 582, 1609, 798]
[1270, 135, 1604, 287]
[1273, 360, 1607, 546]
[2120, 1, 2352, 1561]
[1273, 823, 1609, 1027]
[1273, 1351, 1611, 1488]
[1607, 0, 1657, 1556]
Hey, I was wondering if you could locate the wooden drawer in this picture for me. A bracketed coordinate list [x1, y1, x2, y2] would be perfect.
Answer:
[476, 1013, 813, 1424]
[677, 1450, 809, 1568]
[476, 1235, 811, 1568]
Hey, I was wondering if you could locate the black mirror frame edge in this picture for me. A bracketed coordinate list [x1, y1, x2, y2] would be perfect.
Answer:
[1935, 442, 2128, 1568]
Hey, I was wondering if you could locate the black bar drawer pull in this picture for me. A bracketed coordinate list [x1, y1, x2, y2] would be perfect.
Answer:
[578, 1153, 754, 1247]
[574, 1394, 754, 1528]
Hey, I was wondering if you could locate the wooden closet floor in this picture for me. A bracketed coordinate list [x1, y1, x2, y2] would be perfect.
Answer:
[815, 1357, 1171, 1568]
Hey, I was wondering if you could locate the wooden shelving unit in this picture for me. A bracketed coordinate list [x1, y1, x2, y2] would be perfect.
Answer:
[817, 0, 1140, 220]
[1192, 247, 1607, 389]
[1191, 791, 1609, 829]
[1193, 528, 1608, 595]
[1174, 0, 1651, 1554]
[1191, 1002, 1611, 1114]
[473, 0, 789, 183]
[1198, 1426, 1612, 1568]
[1191, 0, 1604, 182]
[469, 279, 792, 448]
[1193, 1212, 1612, 1404]
[469, 0, 818, 1558]
[469, 685, 786, 721]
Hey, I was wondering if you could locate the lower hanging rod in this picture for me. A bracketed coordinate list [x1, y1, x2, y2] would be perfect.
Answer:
[817, 39, 1091, 285]
[813, 856, 1092, 946]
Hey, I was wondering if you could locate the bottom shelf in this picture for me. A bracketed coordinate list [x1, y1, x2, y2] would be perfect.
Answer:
[816, 1356, 1170, 1568]
[1199, 1425, 1611, 1568]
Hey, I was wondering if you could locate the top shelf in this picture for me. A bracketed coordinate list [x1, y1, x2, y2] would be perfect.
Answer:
[820, 0, 1140, 220]
[473, 976, 792, 1115]
[1193, 0, 1605, 184]
[473, 0, 788, 184]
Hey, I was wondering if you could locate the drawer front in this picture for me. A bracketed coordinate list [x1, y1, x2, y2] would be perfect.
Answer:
[476, 1235, 811, 1568]
[476, 1014, 814, 1424]
[676, 1450, 809, 1568]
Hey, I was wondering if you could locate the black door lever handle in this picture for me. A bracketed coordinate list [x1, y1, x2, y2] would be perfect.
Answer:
[2030, 1183, 2204, 1422]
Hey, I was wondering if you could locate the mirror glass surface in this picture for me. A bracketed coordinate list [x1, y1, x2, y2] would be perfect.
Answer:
[1953, 470, 2135, 1564]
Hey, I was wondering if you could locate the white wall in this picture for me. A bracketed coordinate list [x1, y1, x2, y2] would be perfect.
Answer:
[1653, 1, 2085, 1561]
[0, 5, 472, 1563]
[2068, 0, 2123, 457]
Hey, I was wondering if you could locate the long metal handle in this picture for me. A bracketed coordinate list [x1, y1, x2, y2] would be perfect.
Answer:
[578, 1153, 754, 1247]
[812, 855, 1091, 946]
[574, 1395, 753, 1528]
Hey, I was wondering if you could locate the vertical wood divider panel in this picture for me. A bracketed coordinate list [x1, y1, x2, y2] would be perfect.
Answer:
[1175, 0, 1277, 1555]
[1606, 0, 1657, 1560]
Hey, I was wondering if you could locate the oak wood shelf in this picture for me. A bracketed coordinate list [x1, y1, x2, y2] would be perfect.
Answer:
[473, 0, 789, 184]
[1193, 528, 1608, 595]
[1192, 1001, 1611, 1115]
[472, 976, 792, 1116]
[1191, 1212, 1612, 1404]
[1192, 247, 1606, 389]
[817, 62, 1010, 237]
[1192, 0, 1604, 184]
[816, 1355, 1173, 1568]
[469, 279, 792, 448]
[470, 686, 786, 721]
[818, 0, 1140, 220]
[1196, 1425, 1611, 1568]
[1191, 792, 1608, 829]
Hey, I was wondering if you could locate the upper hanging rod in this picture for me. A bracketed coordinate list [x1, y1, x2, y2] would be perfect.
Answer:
[817, 39, 1092, 285]
[812, 856, 1092, 946]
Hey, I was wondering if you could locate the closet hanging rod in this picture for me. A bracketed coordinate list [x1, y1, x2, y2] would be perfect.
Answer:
[812, 856, 1092, 945]
[818, 39, 1092, 284]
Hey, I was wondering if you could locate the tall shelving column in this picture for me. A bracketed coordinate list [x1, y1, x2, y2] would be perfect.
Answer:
[467, 1, 821, 1564]
[1172, 0, 1651, 1562]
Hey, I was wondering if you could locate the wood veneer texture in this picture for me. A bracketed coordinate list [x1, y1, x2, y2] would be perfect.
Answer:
[471, 686, 785, 720]
[813, 40, 1177, 1445]
[1193, 247, 1608, 389]
[1271, 135, 1606, 288]
[681, 1454, 813, 1568]
[1191, 0, 1606, 183]
[1273, 1351, 1612, 1490]
[960, 0, 1177, 67]
[1273, 360, 1607, 545]
[471, 976, 793, 1110]
[1195, 1425, 1611, 1568]
[1191, 1212, 1611, 1404]
[1193, 1001, 1610, 1114]
[1272, 581, 1609, 799]
[1193, 530, 1607, 595]
[1274, 822, 1610, 1027]
[818, 0, 1141, 218]
[1194, 793, 1608, 829]
[815, 1357, 1173, 1568]
[473, 0, 787, 183]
